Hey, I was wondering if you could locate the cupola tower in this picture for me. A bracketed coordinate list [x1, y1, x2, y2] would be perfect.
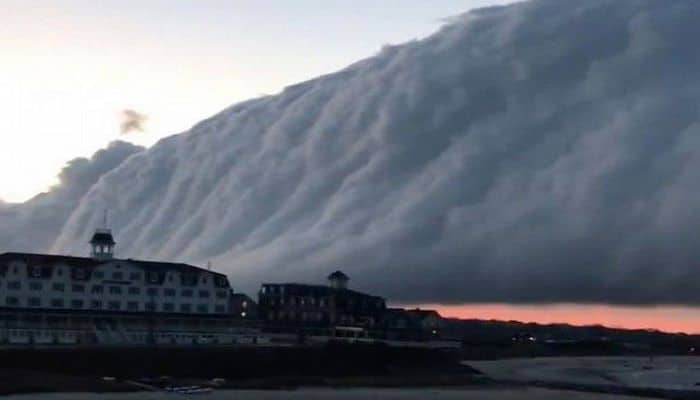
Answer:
[90, 211, 115, 261]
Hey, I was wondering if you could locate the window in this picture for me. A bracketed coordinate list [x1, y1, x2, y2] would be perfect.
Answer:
[148, 272, 159, 283]
[72, 284, 85, 293]
[163, 303, 175, 312]
[127, 301, 139, 311]
[145, 302, 156, 312]
[180, 304, 191, 313]
[197, 304, 208, 313]
[30, 266, 42, 278]
[51, 299, 64, 308]
[129, 272, 141, 280]
[214, 276, 228, 287]
[29, 298, 41, 307]
[74, 269, 87, 279]
[181, 289, 193, 297]
[53, 283, 65, 292]
[128, 287, 140, 295]
[164, 288, 176, 297]
[147, 287, 158, 297]
[92, 285, 103, 294]
[8, 281, 20, 290]
[216, 290, 228, 299]
[181, 274, 197, 286]
[93, 271, 104, 279]
[6, 297, 18, 306]
[215, 305, 225, 313]
[198, 290, 210, 298]
[109, 286, 122, 295]
[107, 301, 121, 310]
[71, 299, 84, 309]
[29, 282, 43, 291]
[91, 300, 102, 309]
[112, 272, 124, 280]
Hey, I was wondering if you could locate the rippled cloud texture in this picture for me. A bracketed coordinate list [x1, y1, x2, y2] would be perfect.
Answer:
[5, 0, 700, 304]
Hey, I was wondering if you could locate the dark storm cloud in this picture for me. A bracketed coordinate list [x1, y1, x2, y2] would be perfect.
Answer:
[9, 0, 700, 305]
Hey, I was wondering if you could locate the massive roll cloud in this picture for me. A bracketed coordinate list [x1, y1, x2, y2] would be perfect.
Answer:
[7, 0, 700, 304]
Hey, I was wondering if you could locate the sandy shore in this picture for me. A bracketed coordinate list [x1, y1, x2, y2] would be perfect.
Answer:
[470, 356, 700, 391]
[3, 387, 666, 400]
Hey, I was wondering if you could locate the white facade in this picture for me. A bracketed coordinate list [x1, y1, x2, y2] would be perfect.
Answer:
[0, 256, 231, 315]
[0, 227, 258, 347]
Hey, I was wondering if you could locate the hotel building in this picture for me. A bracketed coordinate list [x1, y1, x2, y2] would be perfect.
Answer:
[0, 227, 254, 346]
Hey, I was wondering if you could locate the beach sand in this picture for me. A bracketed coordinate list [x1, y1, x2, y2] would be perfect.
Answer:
[5, 387, 663, 400]
[470, 356, 700, 391]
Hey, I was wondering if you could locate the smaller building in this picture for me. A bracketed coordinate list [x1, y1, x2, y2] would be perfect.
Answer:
[258, 271, 386, 333]
[230, 293, 257, 320]
[406, 308, 445, 336]
[381, 308, 445, 341]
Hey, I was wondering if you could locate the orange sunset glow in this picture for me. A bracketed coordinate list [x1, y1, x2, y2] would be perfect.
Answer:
[411, 304, 700, 334]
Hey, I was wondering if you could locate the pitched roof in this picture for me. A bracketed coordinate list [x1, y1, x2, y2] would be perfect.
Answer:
[261, 282, 384, 301]
[90, 230, 115, 245]
[327, 270, 349, 281]
[406, 308, 442, 320]
[0, 252, 229, 279]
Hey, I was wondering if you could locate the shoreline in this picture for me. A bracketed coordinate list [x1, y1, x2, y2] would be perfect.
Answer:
[0, 386, 675, 400]
[4, 346, 699, 399]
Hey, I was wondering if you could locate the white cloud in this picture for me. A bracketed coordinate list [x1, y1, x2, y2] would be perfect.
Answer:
[6, 0, 700, 304]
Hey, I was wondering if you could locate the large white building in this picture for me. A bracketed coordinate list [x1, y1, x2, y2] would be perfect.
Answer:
[0, 227, 256, 346]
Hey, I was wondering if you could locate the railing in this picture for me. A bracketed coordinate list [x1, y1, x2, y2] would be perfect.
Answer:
[0, 327, 267, 347]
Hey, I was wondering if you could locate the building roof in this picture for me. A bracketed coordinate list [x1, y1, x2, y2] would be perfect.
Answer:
[327, 270, 349, 281]
[0, 252, 229, 281]
[261, 282, 384, 301]
[406, 308, 443, 321]
[89, 230, 115, 245]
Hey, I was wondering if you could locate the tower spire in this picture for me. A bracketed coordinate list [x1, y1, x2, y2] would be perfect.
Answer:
[103, 209, 109, 229]
[90, 210, 115, 260]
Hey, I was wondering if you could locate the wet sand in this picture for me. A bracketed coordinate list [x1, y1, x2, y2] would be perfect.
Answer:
[470, 356, 700, 391]
[3, 387, 665, 400]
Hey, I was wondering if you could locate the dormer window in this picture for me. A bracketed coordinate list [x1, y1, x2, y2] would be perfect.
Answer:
[215, 276, 228, 287]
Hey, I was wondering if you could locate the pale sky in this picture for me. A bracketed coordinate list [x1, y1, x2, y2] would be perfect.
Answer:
[0, 0, 509, 203]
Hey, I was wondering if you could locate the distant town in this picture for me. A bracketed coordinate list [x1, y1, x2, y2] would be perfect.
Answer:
[4, 225, 700, 397]
[0, 225, 451, 347]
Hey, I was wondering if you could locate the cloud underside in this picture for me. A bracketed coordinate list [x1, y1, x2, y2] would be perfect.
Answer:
[6, 0, 700, 305]
[120, 109, 147, 135]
